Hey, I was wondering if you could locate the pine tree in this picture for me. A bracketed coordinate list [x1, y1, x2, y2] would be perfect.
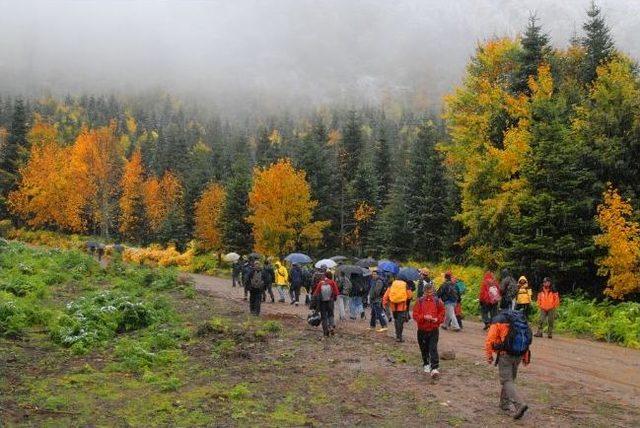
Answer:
[0, 99, 28, 215]
[513, 14, 550, 94]
[374, 134, 392, 206]
[221, 161, 253, 253]
[506, 86, 599, 292]
[349, 154, 379, 255]
[368, 179, 410, 259]
[340, 110, 363, 182]
[581, 1, 615, 84]
[405, 120, 453, 261]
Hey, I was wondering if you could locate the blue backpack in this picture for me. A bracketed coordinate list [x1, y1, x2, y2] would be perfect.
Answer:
[494, 310, 532, 357]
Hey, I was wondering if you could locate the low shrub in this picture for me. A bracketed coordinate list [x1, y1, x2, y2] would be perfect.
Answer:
[123, 244, 194, 268]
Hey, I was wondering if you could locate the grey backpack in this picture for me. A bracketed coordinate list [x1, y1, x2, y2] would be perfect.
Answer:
[320, 281, 333, 301]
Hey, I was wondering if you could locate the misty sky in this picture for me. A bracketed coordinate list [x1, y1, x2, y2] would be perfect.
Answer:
[1, 0, 639, 111]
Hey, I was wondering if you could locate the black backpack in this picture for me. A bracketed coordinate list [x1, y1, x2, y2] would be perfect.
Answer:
[250, 269, 264, 290]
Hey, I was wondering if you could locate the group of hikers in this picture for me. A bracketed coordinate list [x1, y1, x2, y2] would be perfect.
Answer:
[231, 256, 562, 420]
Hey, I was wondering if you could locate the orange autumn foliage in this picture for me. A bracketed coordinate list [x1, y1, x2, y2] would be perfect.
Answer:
[144, 171, 183, 233]
[595, 186, 640, 299]
[248, 159, 329, 256]
[119, 149, 147, 241]
[194, 182, 226, 251]
[9, 122, 87, 231]
[69, 123, 123, 237]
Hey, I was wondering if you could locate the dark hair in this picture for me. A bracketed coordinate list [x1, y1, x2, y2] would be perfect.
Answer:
[326, 271, 333, 280]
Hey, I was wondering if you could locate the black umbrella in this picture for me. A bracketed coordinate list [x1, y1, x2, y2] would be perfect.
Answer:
[330, 255, 348, 262]
[248, 252, 262, 260]
[336, 264, 369, 276]
[356, 257, 377, 268]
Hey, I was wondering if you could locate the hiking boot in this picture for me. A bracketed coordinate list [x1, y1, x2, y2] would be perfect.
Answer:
[295, 302, 299, 307]
[453, 328, 461, 332]
[534, 332, 543, 338]
[483, 324, 489, 331]
[547, 334, 552, 339]
[513, 404, 528, 420]
[441, 326, 448, 330]
[430, 369, 440, 379]
[279, 299, 285, 303]
[423, 364, 431, 373]
[376, 327, 388, 333]
[395, 337, 404, 343]
[360, 312, 366, 320]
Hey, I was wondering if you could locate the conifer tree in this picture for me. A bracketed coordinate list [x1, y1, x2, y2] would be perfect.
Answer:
[221, 161, 254, 253]
[513, 14, 550, 94]
[405, 120, 453, 261]
[581, 1, 615, 84]
[0, 99, 28, 216]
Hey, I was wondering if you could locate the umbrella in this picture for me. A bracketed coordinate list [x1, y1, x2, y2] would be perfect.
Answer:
[330, 255, 348, 262]
[315, 258, 337, 269]
[284, 253, 312, 264]
[223, 252, 241, 262]
[378, 259, 400, 275]
[247, 252, 262, 260]
[356, 257, 377, 268]
[336, 264, 369, 276]
[398, 267, 420, 282]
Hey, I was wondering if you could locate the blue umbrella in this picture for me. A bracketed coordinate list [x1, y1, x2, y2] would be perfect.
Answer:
[284, 252, 312, 264]
[398, 267, 420, 282]
[378, 259, 399, 275]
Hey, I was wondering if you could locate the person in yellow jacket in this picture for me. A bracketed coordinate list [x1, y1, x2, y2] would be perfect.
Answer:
[515, 276, 532, 320]
[274, 261, 289, 303]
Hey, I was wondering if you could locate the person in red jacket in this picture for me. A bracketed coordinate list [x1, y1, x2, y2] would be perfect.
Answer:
[479, 271, 501, 330]
[312, 271, 340, 337]
[412, 282, 445, 378]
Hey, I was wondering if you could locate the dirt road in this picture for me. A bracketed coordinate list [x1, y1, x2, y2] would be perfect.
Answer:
[192, 273, 640, 410]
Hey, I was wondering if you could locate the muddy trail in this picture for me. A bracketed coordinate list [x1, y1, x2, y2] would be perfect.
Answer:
[193, 274, 640, 418]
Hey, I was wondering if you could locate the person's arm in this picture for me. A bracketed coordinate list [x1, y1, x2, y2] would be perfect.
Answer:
[412, 300, 421, 320]
[382, 288, 390, 307]
[485, 324, 499, 363]
[436, 300, 445, 324]
[554, 292, 560, 309]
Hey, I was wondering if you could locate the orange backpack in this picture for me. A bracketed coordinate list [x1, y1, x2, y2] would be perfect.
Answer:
[389, 280, 408, 303]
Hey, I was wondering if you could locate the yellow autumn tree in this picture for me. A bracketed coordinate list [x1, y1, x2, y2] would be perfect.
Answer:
[144, 170, 183, 233]
[9, 122, 87, 231]
[119, 149, 147, 243]
[248, 159, 330, 256]
[194, 182, 226, 252]
[595, 186, 640, 299]
[69, 123, 123, 238]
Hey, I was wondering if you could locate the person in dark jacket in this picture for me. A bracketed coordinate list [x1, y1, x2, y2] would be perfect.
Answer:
[368, 269, 388, 331]
[302, 266, 313, 305]
[417, 268, 434, 299]
[261, 260, 275, 303]
[499, 269, 517, 310]
[437, 272, 460, 331]
[232, 257, 243, 288]
[289, 263, 303, 306]
[241, 260, 253, 300]
[247, 263, 264, 316]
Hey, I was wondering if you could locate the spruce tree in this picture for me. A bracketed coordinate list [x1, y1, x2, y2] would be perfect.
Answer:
[405, 120, 453, 261]
[0, 99, 28, 217]
[581, 1, 615, 84]
[349, 153, 379, 255]
[221, 161, 254, 253]
[506, 92, 599, 292]
[374, 134, 392, 206]
[340, 110, 363, 182]
[513, 14, 550, 94]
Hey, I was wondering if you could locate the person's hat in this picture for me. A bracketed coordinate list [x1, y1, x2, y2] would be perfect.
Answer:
[518, 276, 528, 284]
[543, 277, 552, 283]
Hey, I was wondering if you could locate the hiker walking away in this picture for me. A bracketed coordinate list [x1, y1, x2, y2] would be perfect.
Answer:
[312, 271, 340, 337]
[248, 263, 264, 316]
[535, 277, 560, 338]
[289, 263, 303, 306]
[383, 278, 413, 342]
[453, 275, 466, 329]
[262, 259, 275, 303]
[232, 257, 243, 288]
[349, 275, 366, 320]
[413, 282, 445, 378]
[274, 261, 289, 303]
[515, 276, 532, 320]
[485, 309, 531, 420]
[479, 271, 501, 330]
[336, 271, 352, 321]
[437, 272, 460, 332]
[242, 259, 253, 301]
[417, 268, 434, 299]
[499, 269, 517, 310]
[302, 266, 313, 305]
[368, 270, 388, 332]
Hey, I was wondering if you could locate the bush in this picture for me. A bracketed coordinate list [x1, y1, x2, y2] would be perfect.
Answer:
[123, 244, 194, 268]
[0, 219, 13, 237]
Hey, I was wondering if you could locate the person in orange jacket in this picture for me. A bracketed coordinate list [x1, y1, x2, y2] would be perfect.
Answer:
[383, 279, 413, 342]
[535, 277, 560, 338]
[485, 310, 530, 420]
